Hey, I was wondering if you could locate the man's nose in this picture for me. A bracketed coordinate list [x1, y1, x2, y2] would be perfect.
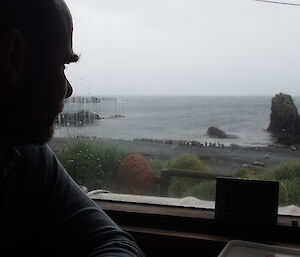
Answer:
[65, 79, 73, 99]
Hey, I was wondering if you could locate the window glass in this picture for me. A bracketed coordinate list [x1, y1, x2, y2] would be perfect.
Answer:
[50, 0, 300, 212]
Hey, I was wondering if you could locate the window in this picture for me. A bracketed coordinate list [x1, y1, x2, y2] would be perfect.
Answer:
[50, 0, 300, 215]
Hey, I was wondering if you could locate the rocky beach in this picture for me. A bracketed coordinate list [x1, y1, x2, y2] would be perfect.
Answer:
[49, 137, 300, 175]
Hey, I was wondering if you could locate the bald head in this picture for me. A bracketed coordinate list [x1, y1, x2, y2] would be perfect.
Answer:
[0, 0, 63, 36]
[0, 0, 76, 59]
[0, 0, 79, 145]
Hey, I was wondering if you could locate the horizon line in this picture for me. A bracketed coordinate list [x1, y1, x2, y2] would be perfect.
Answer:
[70, 94, 300, 97]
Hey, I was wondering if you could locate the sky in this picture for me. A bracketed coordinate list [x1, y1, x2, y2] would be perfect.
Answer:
[64, 0, 300, 96]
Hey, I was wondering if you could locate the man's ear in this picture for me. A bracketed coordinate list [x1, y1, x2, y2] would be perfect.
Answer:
[0, 29, 25, 87]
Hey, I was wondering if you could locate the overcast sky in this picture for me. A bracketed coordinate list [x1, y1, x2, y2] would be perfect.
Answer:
[64, 0, 300, 96]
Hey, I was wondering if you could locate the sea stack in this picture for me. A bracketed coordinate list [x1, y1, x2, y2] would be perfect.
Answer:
[207, 126, 227, 138]
[267, 93, 300, 145]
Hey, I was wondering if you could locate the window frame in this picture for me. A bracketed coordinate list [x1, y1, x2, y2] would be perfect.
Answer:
[93, 198, 300, 251]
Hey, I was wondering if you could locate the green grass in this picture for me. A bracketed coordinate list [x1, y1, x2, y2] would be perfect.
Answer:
[233, 160, 300, 205]
[187, 180, 216, 201]
[167, 153, 209, 172]
[148, 158, 165, 177]
[166, 153, 211, 198]
[56, 139, 126, 191]
[258, 160, 300, 205]
[150, 153, 300, 204]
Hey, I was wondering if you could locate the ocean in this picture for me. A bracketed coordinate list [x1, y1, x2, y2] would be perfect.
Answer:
[54, 95, 300, 147]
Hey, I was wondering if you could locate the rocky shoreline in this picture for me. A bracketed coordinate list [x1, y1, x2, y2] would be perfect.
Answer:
[133, 137, 226, 148]
[49, 137, 300, 175]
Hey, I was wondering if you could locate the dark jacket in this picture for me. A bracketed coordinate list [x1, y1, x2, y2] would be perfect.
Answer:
[0, 144, 144, 257]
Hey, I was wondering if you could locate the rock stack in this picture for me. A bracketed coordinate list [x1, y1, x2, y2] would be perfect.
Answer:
[207, 127, 227, 138]
[267, 93, 300, 145]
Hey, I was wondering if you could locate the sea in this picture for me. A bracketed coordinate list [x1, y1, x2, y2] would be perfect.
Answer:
[54, 95, 300, 147]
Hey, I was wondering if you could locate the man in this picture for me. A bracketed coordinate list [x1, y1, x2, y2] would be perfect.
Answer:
[0, 0, 144, 256]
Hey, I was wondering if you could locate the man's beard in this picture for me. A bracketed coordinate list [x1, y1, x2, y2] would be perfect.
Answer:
[24, 101, 60, 145]
[30, 120, 56, 145]
[0, 96, 60, 146]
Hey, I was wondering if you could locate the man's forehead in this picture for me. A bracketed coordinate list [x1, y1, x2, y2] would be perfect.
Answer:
[42, 0, 78, 63]
[54, 0, 73, 27]
[0, 0, 78, 63]
[50, 0, 73, 31]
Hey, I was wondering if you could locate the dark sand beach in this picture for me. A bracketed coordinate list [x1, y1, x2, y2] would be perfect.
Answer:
[49, 137, 300, 175]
